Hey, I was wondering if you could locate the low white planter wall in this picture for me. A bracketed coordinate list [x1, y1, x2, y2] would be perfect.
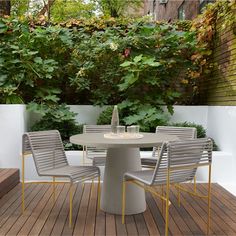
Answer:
[0, 105, 236, 195]
[170, 105, 208, 128]
[0, 105, 27, 169]
[69, 105, 106, 125]
[196, 151, 233, 182]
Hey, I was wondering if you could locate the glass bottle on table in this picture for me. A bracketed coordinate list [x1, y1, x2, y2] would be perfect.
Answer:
[111, 105, 119, 133]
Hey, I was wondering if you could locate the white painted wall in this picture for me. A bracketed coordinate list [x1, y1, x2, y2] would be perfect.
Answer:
[0, 105, 236, 195]
[169, 105, 208, 128]
[206, 107, 236, 194]
[170, 106, 236, 195]
[69, 105, 106, 125]
[0, 105, 27, 169]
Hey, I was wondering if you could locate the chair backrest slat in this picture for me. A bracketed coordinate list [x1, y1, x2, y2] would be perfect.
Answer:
[23, 130, 68, 174]
[83, 125, 111, 159]
[152, 126, 197, 157]
[152, 138, 212, 184]
[157, 126, 197, 139]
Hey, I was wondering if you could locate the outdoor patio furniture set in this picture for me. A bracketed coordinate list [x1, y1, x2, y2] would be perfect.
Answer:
[21, 125, 212, 236]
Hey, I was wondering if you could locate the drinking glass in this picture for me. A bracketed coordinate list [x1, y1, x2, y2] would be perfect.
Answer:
[132, 125, 140, 134]
[116, 125, 125, 135]
[127, 125, 140, 136]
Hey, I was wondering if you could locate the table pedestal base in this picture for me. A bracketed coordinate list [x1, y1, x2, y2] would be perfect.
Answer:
[101, 148, 146, 215]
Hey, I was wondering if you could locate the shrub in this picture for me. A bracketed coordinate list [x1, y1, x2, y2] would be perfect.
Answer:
[97, 106, 114, 125]
[97, 105, 169, 132]
[170, 121, 206, 138]
[29, 103, 82, 150]
[169, 121, 218, 150]
[0, 17, 209, 132]
[0, 17, 206, 107]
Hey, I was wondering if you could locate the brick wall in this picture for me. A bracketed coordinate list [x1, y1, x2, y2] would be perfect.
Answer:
[0, 0, 11, 16]
[144, 0, 200, 21]
[199, 17, 236, 105]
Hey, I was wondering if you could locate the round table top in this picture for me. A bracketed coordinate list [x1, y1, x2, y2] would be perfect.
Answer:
[70, 132, 179, 148]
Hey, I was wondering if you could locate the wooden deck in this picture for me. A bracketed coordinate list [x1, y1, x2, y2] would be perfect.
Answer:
[0, 183, 236, 235]
[0, 169, 19, 199]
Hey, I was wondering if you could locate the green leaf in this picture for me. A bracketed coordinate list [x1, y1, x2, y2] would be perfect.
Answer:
[118, 73, 138, 91]
[0, 75, 7, 84]
[10, 45, 20, 50]
[34, 57, 43, 64]
[133, 54, 143, 63]
[44, 95, 60, 102]
[120, 61, 132, 67]
[5, 95, 24, 104]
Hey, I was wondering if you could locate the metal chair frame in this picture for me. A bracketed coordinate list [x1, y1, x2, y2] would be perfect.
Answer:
[141, 126, 198, 192]
[21, 130, 101, 228]
[83, 125, 111, 166]
[122, 138, 212, 236]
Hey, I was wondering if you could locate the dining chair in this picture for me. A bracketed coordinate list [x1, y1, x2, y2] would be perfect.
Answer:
[141, 126, 197, 168]
[83, 125, 111, 166]
[22, 130, 100, 227]
[122, 138, 212, 236]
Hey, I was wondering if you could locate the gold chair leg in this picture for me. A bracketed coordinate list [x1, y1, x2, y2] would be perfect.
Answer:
[69, 183, 73, 228]
[194, 175, 197, 193]
[122, 181, 126, 224]
[97, 176, 101, 210]
[53, 176, 56, 203]
[82, 145, 85, 165]
[177, 184, 181, 207]
[207, 165, 212, 235]
[22, 154, 25, 213]
[161, 185, 164, 213]
[165, 169, 170, 236]
[91, 178, 94, 193]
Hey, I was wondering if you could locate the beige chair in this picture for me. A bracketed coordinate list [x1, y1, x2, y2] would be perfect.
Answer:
[122, 138, 212, 236]
[83, 125, 111, 166]
[141, 126, 197, 168]
[22, 130, 100, 227]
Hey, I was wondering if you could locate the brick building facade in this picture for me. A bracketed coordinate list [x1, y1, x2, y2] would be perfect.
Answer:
[144, 0, 214, 21]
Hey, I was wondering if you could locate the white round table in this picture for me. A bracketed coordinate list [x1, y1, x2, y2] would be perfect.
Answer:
[70, 132, 178, 215]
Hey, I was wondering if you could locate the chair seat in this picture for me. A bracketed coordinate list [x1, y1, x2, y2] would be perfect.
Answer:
[92, 156, 106, 166]
[124, 170, 154, 185]
[40, 165, 100, 183]
[141, 158, 157, 167]
[124, 169, 195, 186]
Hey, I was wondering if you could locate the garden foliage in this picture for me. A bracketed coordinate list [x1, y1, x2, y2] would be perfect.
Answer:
[0, 17, 207, 131]
[29, 103, 82, 150]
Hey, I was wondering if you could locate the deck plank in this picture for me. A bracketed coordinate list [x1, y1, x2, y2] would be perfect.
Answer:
[181, 184, 226, 235]
[27, 184, 64, 235]
[95, 209, 105, 236]
[52, 184, 83, 236]
[115, 215, 127, 236]
[134, 213, 149, 235]
[39, 184, 70, 236]
[0, 183, 235, 236]
[0, 169, 20, 199]
[73, 183, 91, 235]
[197, 184, 236, 234]
[105, 213, 116, 236]
[0, 184, 36, 228]
[0, 184, 43, 235]
[6, 184, 50, 236]
[143, 204, 160, 236]
[84, 183, 98, 236]
[153, 189, 183, 236]
[146, 192, 167, 235]
[125, 215, 138, 235]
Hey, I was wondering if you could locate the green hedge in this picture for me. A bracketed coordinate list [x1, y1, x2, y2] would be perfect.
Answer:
[0, 17, 204, 105]
[0, 17, 209, 131]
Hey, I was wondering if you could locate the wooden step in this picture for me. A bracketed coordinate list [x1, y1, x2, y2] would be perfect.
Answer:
[0, 168, 20, 199]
